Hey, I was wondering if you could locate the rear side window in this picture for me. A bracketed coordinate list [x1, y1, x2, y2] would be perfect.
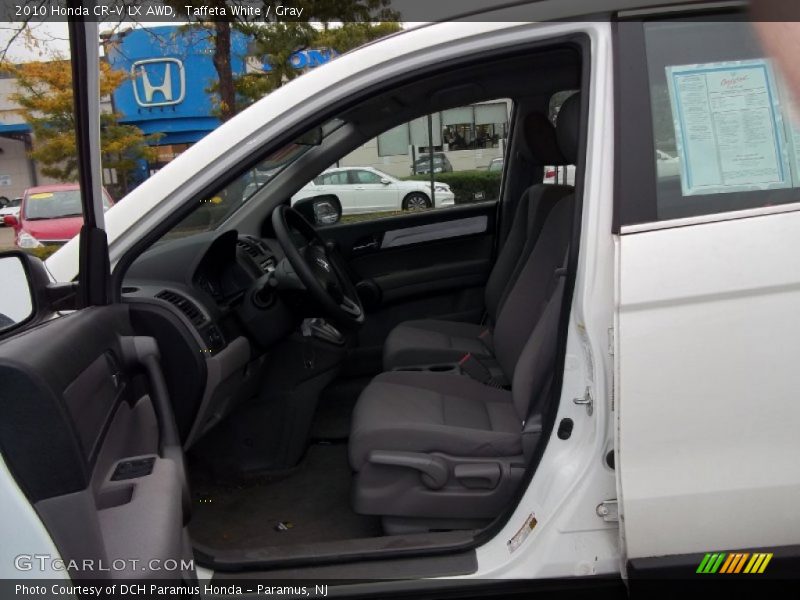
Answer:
[644, 18, 800, 221]
[349, 170, 382, 184]
[318, 172, 348, 185]
[617, 16, 800, 228]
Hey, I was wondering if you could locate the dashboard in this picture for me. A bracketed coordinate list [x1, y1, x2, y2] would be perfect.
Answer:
[123, 229, 295, 355]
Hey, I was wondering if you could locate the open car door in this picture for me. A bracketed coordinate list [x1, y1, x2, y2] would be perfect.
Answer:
[0, 11, 195, 586]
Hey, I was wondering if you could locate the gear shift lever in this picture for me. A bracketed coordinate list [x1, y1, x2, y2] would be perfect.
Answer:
[302, 318, 345, 345]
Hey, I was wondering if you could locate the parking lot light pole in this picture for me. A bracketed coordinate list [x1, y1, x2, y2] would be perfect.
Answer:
[427, 114, 435, 206]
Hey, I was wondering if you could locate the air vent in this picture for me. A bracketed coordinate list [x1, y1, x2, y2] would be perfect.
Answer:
[155, 290, 207, 327]
[237, 237, 276, 273]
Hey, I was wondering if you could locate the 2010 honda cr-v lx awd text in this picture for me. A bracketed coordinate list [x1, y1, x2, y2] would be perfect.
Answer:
[0, 0, 798, 597]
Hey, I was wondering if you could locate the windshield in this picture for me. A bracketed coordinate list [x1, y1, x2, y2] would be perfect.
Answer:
[23, 190, 110, 220]
[161, 120, 342, 241]
[7, 199, 21, 208]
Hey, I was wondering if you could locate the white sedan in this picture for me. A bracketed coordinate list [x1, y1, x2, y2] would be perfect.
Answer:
[292, 167, 455, 214]
[0, 198, 21, 225]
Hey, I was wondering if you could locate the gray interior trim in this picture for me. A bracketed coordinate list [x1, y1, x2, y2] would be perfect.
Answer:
[184, 336, 252, 449]
[381, 216, 488, 249]
[213, 551, 477, 581]
[197, 530, 475, 572]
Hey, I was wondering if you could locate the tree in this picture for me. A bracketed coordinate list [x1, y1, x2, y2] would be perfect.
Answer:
[1, 58, 160, 195]
[225, 21, 401, 113]
[167, 0, 398, 120]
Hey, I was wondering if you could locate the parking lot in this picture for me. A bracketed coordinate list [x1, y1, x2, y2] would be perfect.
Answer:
[0, 227, 13, 250]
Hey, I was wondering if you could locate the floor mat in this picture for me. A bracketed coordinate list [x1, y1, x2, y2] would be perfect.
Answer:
[189, 443, 382, 550]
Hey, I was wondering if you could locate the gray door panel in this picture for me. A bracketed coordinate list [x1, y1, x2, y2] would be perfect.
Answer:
[0, 305, 193, 581]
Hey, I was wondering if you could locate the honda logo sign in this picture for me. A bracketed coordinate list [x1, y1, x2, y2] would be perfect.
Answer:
[131, 58, 186, 107]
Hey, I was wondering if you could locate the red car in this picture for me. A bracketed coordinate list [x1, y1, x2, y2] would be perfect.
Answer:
[3, 184, 113, 249]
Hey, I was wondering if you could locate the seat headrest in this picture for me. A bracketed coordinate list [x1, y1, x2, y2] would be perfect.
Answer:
[522, 112, 567, 166]
[556, 92, 581, 165]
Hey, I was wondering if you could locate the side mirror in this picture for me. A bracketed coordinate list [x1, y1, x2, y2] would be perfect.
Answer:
[380, 178, 391, 185]
[0, 251, 76, 338]
[0, 253, 37, 334]
[292, 194, 342, 226]
[3, 215, 18, 227]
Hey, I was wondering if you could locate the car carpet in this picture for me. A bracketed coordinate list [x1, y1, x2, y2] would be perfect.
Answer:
[189, 443, 381, 550]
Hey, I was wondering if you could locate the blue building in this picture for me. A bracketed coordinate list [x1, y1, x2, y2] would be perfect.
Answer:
[105, 25, 337, 180]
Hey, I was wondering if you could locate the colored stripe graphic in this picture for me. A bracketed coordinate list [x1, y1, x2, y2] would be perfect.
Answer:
[696, 554, 713, 573]
[697, 553, 727, 573]
[756, 553, 773, 573]
[733, 553, 749, 573]
[719, 553, 739, 573]
[699, 552, 773, 574]
[719, 553, 736, 573]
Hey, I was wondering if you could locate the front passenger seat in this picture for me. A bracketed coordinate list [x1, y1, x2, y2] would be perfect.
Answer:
[348, 92, 581, 533]
[382, 109, 575, 370]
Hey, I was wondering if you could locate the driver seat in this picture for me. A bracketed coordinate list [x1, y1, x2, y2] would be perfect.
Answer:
[347, 96, 580, 532]
[382, 103, 576, 370]
[349, 197, 571, 531]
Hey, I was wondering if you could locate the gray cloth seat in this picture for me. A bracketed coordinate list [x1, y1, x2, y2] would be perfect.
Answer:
[349, 94, 581, 528]
[380, 320, 490, 368]
[349, 370, 520, 470]
[383, 111, 574, 370]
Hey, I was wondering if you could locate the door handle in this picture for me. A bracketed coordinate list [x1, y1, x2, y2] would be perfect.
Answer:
[353, 240, 379, 252]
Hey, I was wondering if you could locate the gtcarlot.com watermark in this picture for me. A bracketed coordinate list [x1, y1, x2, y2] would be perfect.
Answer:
[14, 554, 193, 573]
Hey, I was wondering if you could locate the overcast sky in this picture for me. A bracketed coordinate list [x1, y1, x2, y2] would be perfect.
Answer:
[0, 21, 180, 61]
[0, 20, 418, 63]
[0, 22, 71, 61]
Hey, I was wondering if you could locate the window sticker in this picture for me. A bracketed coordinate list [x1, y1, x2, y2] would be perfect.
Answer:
[666, 59, 791, 196]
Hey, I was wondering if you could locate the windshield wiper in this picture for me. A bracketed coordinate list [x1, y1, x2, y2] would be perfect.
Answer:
[26, 213, 82, 220]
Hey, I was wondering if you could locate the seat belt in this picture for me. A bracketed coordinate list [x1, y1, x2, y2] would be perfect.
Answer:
[521, 247, 569, 429]
[458, 352, 509, 389]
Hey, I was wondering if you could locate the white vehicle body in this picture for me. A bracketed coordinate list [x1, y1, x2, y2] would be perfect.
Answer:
[0, 199, 21, 222]
[292, 166, 455, 213]
[0, 0, 791, 590]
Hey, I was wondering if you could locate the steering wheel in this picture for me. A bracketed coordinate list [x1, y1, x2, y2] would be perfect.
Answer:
[272, 205, 365, 327]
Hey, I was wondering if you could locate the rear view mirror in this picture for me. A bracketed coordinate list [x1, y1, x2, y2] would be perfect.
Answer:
[296, 126, 323, 146]
[0, 254, 34, 333]
[292, 194, 342, 226]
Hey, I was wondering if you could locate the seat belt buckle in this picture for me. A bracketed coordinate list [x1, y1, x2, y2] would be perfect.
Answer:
[458, 353, 494, 385]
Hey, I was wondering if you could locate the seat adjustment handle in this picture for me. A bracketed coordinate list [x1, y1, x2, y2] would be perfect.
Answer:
[368, 451, 449, 490]
[454, 463, 501, 490]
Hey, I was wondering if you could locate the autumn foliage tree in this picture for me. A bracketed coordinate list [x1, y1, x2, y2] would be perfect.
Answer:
[168, 0, 398, 120]
[227, 21, 400, 114]
[1, 58, 159, 195]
